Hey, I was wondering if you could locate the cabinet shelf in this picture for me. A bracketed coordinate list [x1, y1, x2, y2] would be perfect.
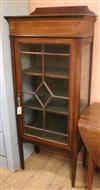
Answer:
[46, 99, 68, 115]
[20, 51, 70, 57]
[22, 67, 42, 76]
[24, 99, 42, 110]
[46, 113, 68, 134]
[45, 67, 69, 79]
[24, 98, 68, 115]
[45, 132, 67, 144]
[25, 126, 43, 138]
[22, 67, 69, 79]
[25, 125, 68, 137]
[24, 110, 68, 136]
[24, 126, 68, 144]
[45, 78, 69, 97]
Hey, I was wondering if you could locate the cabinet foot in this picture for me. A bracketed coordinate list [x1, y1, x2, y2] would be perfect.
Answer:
[82, 145, 87, 168]
[87, 154, 94, 190]
[71, 152, 77, 187]
[19, 140, 25, 169]
[35, 145, 40, 153]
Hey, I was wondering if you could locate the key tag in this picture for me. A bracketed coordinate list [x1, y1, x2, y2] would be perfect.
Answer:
[17, 96, 22, 115]
[17, 106, 22, 115]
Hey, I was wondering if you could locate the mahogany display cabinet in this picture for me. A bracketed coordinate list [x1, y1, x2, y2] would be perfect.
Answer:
[5, 6, 96, 186]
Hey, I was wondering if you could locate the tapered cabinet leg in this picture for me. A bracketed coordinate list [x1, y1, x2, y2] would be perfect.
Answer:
[34, 145, 40, 153]
[87, 154, 94, 190]
[72, 151, 77, 187]
[18, 140, 24, 169]
[82, 145, 87, 168]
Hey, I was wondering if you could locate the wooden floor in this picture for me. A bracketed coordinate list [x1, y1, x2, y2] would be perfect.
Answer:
[0, 150, 100, 190]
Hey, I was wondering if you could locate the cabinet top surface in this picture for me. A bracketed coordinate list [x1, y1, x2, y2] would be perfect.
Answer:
[5, 6, 96, 20]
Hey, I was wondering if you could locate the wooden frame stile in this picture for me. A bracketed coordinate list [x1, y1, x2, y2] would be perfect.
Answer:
[71, 39, 82, 187]
[71, 37, 94, 186]
[80, 37, 94, 169]
[68, 40, 77, 149]
[14, 38, 25, 169]
[10, 36, 24, 169]
[88, 38, 94, 105]
[80, 39, 94, 169]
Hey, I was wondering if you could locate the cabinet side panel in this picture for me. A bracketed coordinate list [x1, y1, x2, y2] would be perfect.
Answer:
[80, 44, 91, 113]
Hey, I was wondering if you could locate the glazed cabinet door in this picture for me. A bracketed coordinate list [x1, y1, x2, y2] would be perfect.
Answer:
[14, 38, 76, 149]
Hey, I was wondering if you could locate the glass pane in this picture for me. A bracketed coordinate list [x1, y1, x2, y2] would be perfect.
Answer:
[23, 93, 42, 109]
[44, 55, 69, 77]
[80, 44, 90, 113]
[45, 44, 70, 54]
[45, 78, 69, 97]
[45, 132, 67, 144]
[20, 44, 41, 52]
[22, 75, 41, 92]
[23, 108, 43, 129]
[20, 54, 42, 75]
[45, 113, 68, 134]
[46, 98, 68, 115]
[36, 84, 51, 105]
[25, 127, 43, 138]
